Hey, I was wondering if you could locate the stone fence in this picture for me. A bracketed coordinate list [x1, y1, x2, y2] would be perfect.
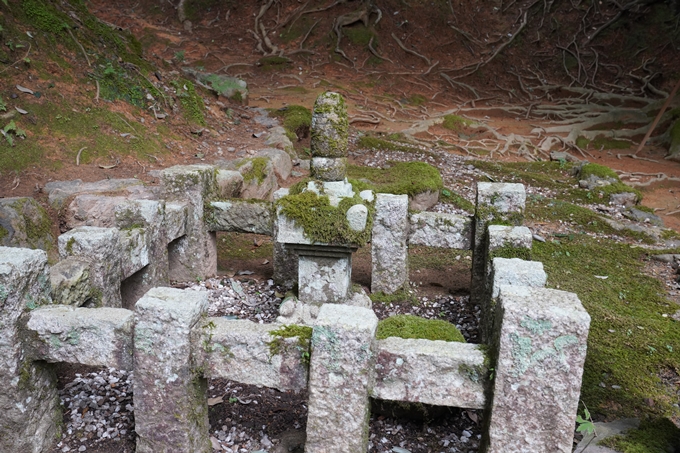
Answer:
[0, 172, 591, 452]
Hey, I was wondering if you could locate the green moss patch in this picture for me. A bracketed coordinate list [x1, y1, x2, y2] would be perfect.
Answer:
[440, 188, 475, 212]
[236, 157, 269, 184]
[377, 314, 465, 342]
[472, 160, 576, 191]
[356, 135, 425, 155]
[257, 55, 292, 71]
[343, 24, 376, 47]
[172, 79, 206, 126]
[599, 417, 680, 452]
[267, 324, 313, 365]
[533, 236, 680, 419]
[590, 136, 632, 150]
[442, 114, 472, 131]
[276, 190, 374, 246]
[580, 163, 620, 181]
[269, 105, 311, 141]
[347, 162, 443, 196]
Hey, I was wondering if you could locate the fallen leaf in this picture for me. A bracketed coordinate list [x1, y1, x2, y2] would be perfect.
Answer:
[254, 238, 264, 247]
[262, 259, 269, 265]
[207, 396, 223, 406]
[236, 397, 253, 404]
[594, 275, 608, 279]
[98, 164, 118, 169]
[15, 107, 28, 114]
[16, 85, 34, 94]
[238, 270, 254, 275]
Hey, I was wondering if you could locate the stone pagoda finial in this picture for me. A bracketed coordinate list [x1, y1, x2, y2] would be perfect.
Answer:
[310, 92, 348, 181]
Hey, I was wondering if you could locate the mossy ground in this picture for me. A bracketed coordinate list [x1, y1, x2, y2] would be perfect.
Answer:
[0, 100, 168, 172]
[533, 236, 680, 419]
[440, 188, 475, 212]
[442, 114, 472, 131]
[376, 314, 465, 342]
[599, 417, 680, 452]
[347, 161, 443, 196]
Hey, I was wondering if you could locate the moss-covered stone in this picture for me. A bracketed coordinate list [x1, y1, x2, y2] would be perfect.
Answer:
[310, 92, 348, 158]
[267, 324, 313, 365]
[277, 190, 374, 246]
[376, 314, 465, 342]
[269, 105, 312, 141]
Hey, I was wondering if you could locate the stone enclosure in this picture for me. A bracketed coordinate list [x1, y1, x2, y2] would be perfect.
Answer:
[0, 92, 591, 453]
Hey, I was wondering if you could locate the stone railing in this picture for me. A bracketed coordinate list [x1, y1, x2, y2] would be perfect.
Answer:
[0, 189, 590, 452]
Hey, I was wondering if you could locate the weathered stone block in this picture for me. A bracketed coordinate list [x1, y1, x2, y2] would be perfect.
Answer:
[409, 189, 439, 211]
[49, 257, 92, 306]
[483, 286, 590, 453]
[196, 318, 308, 391]
[264, 126, 296, 159]
[310, 157, 347, 181]
[0, 197, 55, 254]
[256, 148, 293, 180]
[373, 338, 486, 409]
[488, 225, 532, 251]
[161, 165, 217, 281]
[216, 169, 244, 199]
[310, 91, 349, 158]
[44, 178, 148, 209]
[230, 157, 279, 200]
[472, 183, 526, 309]
[116, 199, 170, 308]
[408, 212, 472, 248]
[491, 258, 546, 298]
[298, 254, 352, 305]
[372, 194, 409, 294]
[306, 304, 378, 453]
[208, 200, 273, 235]
[63, 194, 127, 230]
[165, 201, 188, 242]
[58, 227, 123, 308]
[0, 247, 60, 453]
[134, 287, 211, 453]
[26, 306, 134, 370]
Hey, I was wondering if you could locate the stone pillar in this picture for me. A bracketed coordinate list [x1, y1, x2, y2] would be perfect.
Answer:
[305, 304, 378, 453]
[161, 165, 218, 281]
[134, 287, 211, 453]
[483, 286, 590, 453]
[371, 193, 409, 294]
[479, 225, 533, 341]
[0, 247, 61, 453]
[115, 199, 169, 308]
[471, 183, 526, 308]
[272, 188, 298, 289]
[310, 92, 349, 182]
[58, 226, 123, 307]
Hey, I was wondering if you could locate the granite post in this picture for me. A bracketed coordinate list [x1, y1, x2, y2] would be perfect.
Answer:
[0, 247, 61, 453]
[371, 193, 409, 294]
[483, 285, 590, 453]
[134, 287, 211, 453]
[305, 304, 378, 453]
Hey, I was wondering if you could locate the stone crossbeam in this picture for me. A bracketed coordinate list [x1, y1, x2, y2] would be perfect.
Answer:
[373, 338, 486, 409]
[26, 305, 134, 370]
